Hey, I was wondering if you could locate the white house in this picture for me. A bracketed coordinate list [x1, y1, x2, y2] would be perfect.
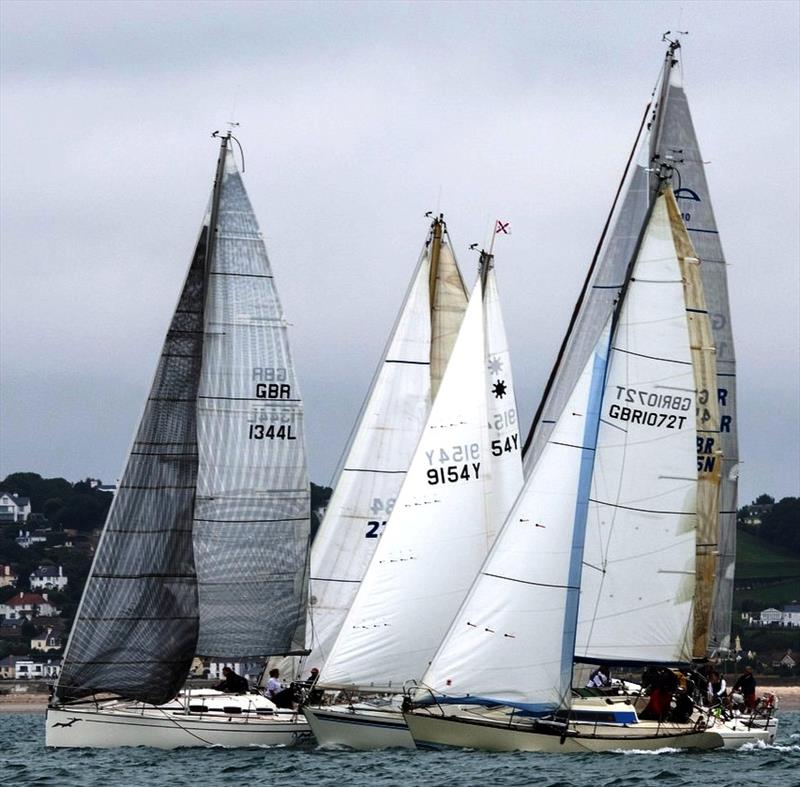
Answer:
[30, 565, 68, 591]
[0, 592, 60, 620]
[14, 658, 61, 680]
[15, 530, 47, 548]
[0, 493, 31, 523]
[0, 565, 18, 588]
[760, 607, 783, 625]
[31, 627, 63, 652]
[782, 605, 800, 627]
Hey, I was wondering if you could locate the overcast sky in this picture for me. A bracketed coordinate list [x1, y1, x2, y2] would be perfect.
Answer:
[1, 0, 798, 505]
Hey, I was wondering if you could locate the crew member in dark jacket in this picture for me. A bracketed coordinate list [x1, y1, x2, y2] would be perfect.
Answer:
[214, 666, 249, 694]
[732, 665, 757, 709]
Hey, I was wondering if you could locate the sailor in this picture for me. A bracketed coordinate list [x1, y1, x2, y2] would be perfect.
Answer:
[732, 666, 757, 710]
[303, 666, 323, 704]
[586, 664, 611, 689]
[706, 670, 727, 706]
[265, 668, 282, 701]
[214, 666, 249, 694]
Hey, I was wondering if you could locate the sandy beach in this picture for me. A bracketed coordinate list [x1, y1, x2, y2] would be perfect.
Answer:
[2, 685, 798, 714]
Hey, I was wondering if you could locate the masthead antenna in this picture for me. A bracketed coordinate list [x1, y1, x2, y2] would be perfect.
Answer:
[212, 123, 245, 172]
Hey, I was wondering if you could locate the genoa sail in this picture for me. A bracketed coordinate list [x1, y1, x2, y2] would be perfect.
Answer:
[56, 241, 206, 705]
[56, 136, 310, 704]
[576, 190, 701, 666]
[419, 325, 610, 713]
[305, 219, 468, 669]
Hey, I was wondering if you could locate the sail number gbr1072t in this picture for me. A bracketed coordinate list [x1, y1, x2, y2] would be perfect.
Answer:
[425, 442, 481, 485]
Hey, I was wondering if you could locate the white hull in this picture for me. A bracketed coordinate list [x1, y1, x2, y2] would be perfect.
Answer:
[712, 715, 778, 748]
[404, 711, 724, 752]
[303, 704, 415, 749]
[46, 693, 312, 749]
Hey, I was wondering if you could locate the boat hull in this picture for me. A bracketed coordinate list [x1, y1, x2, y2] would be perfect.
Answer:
[404, 712, 725, 752]
[711, 715, 778, 748]
[303, 705, 415, 749]
[46, 705, 312, 749]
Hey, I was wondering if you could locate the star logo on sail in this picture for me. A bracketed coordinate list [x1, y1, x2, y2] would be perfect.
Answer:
[492, 380, 507, 399]
[487, 355, 503, 375]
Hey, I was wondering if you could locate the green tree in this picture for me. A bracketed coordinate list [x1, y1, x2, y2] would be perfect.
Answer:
[761, 497, 800, 554]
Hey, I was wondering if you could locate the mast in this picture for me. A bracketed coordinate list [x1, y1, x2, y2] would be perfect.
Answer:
[206, 131, 230, 285]
[649, 35, 682, 189]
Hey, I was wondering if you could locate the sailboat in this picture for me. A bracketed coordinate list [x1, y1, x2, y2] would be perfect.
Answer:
[46, 131, 313, 748]
[405, 186, 729, 752]
[404, 38, 775, 751]
[303, 250, 524, 749]
[523, 33, 737, 663]
[303, 215, 468, 675]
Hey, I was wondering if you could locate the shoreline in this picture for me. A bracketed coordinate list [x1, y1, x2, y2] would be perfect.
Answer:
[2, 685, 798, 714]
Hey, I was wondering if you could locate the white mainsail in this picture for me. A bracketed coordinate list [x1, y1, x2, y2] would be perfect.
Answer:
[319, 269, 521, 688]
[483, 257, 524, 534]
[305, 222, 468, 670]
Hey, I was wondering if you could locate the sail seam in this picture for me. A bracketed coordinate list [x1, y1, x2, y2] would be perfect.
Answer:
[588, 498, 694, 516]
[482, 572, 579, 590]
[610, 346, 691, 365]
[342, 468, 407, 474]
[209, 271, 273, 279]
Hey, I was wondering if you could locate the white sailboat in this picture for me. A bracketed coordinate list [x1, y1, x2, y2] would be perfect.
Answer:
[302, 216, 468, 676]
[47, 132, 313, 748]
[304, 252, 523, 749]
[404, 187, 728, 752]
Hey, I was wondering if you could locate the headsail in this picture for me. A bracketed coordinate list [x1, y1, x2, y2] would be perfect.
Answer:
[419, 325, 610, 713]
[305, 218, 468, 669]
[576, 190, 702, 666]
[56, 232, 207, 706]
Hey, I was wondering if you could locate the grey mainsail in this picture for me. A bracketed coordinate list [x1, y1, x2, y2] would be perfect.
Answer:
[194, 148, 310, 657]
[522, 39, 737, 655]
[55, 134, 309, 705]
[657, 58, 737, 654]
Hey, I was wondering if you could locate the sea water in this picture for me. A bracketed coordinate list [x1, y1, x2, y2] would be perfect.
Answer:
[2, 711, 798, 786]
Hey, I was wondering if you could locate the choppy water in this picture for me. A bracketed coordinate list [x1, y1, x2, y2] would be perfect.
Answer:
[1, 711, 798, 787]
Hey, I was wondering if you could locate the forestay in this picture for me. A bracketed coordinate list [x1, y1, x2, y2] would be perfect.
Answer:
[305, 222, 468, 670]
[194, 148, 310, 657]
[320, 276, 514, 688]
[576, 191, 698, 665]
